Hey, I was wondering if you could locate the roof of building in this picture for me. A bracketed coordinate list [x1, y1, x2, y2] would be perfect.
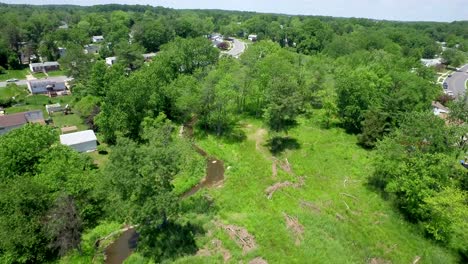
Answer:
[143, 53, 157, 58]
[61, 126, 78, 134]
[432, 101, 450, 112]
[0, 110, 43, 128]
[60, 130, 97, 146]
[106, 56, 117, 60]
[30, 61, 60, 67]
[93, 35, 104, 40]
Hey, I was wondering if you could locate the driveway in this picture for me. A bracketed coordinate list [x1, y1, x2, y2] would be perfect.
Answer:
[0, 76, 72, 88]
[222, 38, 246, 58]
[444, 64, 468, 98]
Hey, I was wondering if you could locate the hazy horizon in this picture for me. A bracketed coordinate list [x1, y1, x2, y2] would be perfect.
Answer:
[2, 0, 467, 22]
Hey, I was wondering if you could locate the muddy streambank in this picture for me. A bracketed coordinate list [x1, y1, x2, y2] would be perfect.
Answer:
[181, 119, 225, 198]
[104, 119, 224, 263]
[104, 228, 138, 264]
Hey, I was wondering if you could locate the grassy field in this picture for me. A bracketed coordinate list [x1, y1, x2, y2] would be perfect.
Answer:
[32, 72, 47, 79]
[0, 68, 29, 81]
[0, 84, 28, 101]
[47, 69, 68, 77]
[169, 114, 458, 264]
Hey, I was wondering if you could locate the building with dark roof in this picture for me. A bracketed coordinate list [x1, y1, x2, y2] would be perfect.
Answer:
[0, 110, 44, 135]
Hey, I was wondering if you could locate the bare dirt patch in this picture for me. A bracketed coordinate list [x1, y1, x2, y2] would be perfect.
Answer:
[271, 160, 278, 178]
[277, 158, 293, 174]
[249, 257, 268, 264]
[265, 177, 304, 199]
[299, 200, 321, 214]
[283, 213, 304, 246]
[215, 222, 257, 254]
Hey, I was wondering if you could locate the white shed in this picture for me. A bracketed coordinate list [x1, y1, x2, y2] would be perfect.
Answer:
[60, 130, 97, 152]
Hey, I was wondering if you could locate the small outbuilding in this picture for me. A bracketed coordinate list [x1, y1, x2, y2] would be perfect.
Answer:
[60, 130, 97, 152]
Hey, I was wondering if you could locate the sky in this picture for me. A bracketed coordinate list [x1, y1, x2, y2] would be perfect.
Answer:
[3, 0, 468, 22]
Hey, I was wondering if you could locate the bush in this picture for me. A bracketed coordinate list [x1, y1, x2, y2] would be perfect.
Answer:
[0, 65, 5, 74]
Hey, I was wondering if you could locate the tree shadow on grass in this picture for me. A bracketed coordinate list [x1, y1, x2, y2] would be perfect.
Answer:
[139, 221, 204, 263]
[193, 124, 247, 144]
[266, 136, 301, 155]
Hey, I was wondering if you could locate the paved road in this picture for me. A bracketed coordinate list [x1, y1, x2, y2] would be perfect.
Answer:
[222, 38, 246, 58]
[0, 76, 71, 88]
[445, 64, 468, 98]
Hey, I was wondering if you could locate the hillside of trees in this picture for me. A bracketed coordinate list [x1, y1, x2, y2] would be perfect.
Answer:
[0, 3, 467, 264]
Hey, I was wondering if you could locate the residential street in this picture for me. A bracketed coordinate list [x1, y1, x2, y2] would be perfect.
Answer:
[445, 64, 468, 98]
[0, 76, 72, 88]
[222, 38, 246, 58]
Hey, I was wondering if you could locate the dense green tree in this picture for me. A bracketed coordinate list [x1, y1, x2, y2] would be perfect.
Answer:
[442, 48, 466, 67]
[0, 124, 56, 179]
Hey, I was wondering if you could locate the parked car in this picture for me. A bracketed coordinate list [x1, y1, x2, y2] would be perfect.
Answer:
[6, 78, 18, 82]
[443, 82, 448, 89]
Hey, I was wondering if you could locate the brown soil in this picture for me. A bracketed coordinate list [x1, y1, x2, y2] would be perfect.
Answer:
[271, 160, 277, 178]
[265, 177, 304, 199]
[283, 213, 304, 246]
[277, 158, 293, 174]
[215, 222, 257, 254]
[299, 200, 321, 214]
[249, 257, 268, 264]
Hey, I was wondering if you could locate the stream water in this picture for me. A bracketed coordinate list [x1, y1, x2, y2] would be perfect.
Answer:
[104, 118, 225, 264]
[104, 228, 138, 264]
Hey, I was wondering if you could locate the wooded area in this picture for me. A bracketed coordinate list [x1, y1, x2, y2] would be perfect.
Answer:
[0, 3, 467, 264]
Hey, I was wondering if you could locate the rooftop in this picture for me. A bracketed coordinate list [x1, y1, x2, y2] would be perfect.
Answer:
[0, 110, 43, 128]
[60, 130, 97, 146]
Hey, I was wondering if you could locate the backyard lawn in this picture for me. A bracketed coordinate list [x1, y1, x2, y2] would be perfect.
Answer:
[0, 84, 28, 101]
[0, 68, 29, 81]
[47, 69, 68, 77]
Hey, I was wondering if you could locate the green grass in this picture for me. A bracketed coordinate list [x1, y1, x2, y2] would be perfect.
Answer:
[52, 112, 87, 130]
[4, 94, 77, 116]
[0, 69, 29, 81]
[0, 84, 28, 101]
[175, 114, 458, 263]
[32, 72, 47, 79]
[47, 69, 68, 77]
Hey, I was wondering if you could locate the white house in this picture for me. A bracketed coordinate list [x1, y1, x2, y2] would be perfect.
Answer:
[142, 53, 157, 61]
[421, 58, 442, 67]
[92, 35, 104, 43]
[84, 44, 100, 55]
[432, 101, 450, 117]
[248, 34, 258, 41]
[60, 130, 97, 152]
[29, 61, 60, 72]
[46, 103, 63, 115]
[27, 79, 67, 94]
[58, 47, 67, 58]
[105, 56, 117, 66]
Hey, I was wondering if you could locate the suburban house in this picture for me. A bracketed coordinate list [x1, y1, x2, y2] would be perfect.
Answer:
[248, 34, 258, 41]
[0, 110, 44, 135]
[29, 61, 60, 73]
[92, 35, 104, 43]
[27, 79, 67, 95]
[421, 58, 442, 67]
[84, 44, 100, 55]
[46, 103, 63, 115]
[58, 47, 67, 58]
[432, 101, 450, 118]
[105, 56, 117, 66]
[142, 53, 157, 61]
[60, 130, 97, 152]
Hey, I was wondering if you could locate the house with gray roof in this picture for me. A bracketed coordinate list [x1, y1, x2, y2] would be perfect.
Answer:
[27, 79, 67, 95]
[29, 61, 60, 73]
[0, 110, 44, 135]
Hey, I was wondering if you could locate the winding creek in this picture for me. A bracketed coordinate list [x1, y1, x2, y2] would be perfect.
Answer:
[104, 118, 225, 264]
